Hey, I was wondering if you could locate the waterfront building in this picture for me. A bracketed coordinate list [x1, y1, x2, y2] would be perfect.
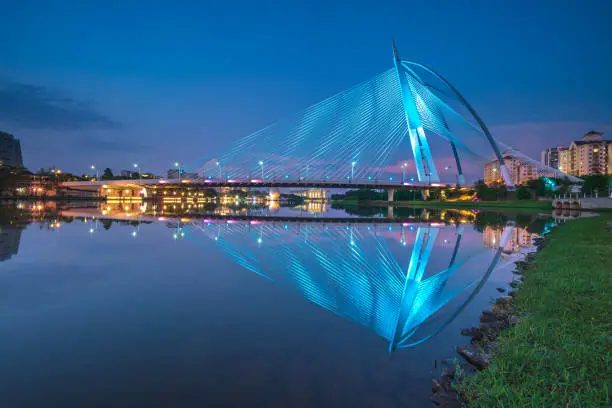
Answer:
[120, 170, 138, 178]
[0, 131, 24, 168]
[541, 146, 562, 169]
[292, 189, 328, 200]
[167, 169, 199, 179]
[546, 131, 611, 177]
[484, 154, 536, 186]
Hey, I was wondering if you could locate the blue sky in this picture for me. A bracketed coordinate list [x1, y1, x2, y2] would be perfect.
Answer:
[1, 0, 611, 175]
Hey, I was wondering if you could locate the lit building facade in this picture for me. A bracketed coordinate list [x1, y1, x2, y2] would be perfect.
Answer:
[541, 147, 562, 169]
[0, 131, 24, 168]
[293, 189, 328, 200]
[549, 131, 611, 177]
[484, 155, 535, 186]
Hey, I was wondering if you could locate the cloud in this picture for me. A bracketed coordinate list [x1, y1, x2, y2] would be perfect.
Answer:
[0, 80, 120, 130]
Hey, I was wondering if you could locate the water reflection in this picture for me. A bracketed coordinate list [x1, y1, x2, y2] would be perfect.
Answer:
[186, 220, 519, 351]
[0, 201, 556, 352]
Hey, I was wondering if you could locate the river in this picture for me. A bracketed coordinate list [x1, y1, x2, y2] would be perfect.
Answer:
[0, 201, 556, 407]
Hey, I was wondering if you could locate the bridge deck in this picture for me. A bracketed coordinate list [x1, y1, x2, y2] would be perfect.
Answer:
[61, 179, 465, 190]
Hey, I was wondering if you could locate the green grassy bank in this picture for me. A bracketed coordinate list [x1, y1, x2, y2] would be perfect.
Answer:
[460, 215, 612, 407]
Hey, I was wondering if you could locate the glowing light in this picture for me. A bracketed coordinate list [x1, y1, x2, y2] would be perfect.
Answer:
[131, 231, 137, 237]
[89, 228, 94, 233]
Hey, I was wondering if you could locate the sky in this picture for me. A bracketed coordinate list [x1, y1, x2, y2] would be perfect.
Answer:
[1, 0, 611, 177]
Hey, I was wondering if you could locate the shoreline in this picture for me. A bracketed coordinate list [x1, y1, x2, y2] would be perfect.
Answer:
[334, 199, 554, 211]
[432, 214, 611, 407]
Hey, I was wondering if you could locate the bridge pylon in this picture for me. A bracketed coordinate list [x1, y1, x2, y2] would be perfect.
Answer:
[392, 41, 440, 184]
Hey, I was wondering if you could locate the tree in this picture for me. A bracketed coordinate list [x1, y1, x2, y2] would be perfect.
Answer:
[516, 185, 532, 200]
[526, 178, 548, 197]
[102, 168, 114, 180]
[581, 175, 611, 196]
[443, 184, 453, 200]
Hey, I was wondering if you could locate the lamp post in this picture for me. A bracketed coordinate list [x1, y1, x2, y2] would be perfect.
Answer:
[216, 161, 222, 180]
[174, 162, 181, 181]
[133, 163, 140, 179]
[259, 160, 264, 179]
[90, 165, 99, 180]
[401, 162, 407, 182]
[351, 161, 356, 181]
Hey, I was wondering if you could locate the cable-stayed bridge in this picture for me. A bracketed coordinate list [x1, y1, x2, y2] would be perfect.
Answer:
[184, 42, 577, 188]
[60, 42, 579, 198]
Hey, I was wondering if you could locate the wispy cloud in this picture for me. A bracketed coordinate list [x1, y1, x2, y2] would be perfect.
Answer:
[0, 80, 120, 130]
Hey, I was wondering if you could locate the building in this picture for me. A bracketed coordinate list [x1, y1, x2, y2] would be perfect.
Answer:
[0, 131, 24, 168]
[541, 146, 562, 169]
[553, 131, 612, 177]
[484, 154, 536, 186]
[167, 169, 199, 179]
[292, 189, 328, 200]
[120, 170, 138, 178]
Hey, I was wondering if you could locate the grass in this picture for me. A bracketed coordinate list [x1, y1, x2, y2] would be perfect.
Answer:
[460, 214, 612, 407]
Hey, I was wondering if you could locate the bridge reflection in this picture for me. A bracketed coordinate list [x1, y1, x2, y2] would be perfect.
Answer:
[2, 201, 545, 352]
[185, 220, 515, 351]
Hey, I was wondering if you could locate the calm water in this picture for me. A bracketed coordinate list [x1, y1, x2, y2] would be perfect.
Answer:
[0, 202, 554, 407]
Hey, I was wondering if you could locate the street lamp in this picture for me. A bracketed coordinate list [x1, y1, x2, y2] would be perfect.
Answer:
[401, 162, 407, 182]
[133, 163, 140, 179]
[174, 162, 181, 181]
[216, 161, 222, 179]
[90, 165, 99, 180]
[351, 161, 356, 180]
[259, 160, 264, 179]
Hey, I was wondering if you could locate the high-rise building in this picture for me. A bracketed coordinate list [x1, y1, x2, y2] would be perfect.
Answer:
[484, 154, 537, 186]
[0, 131, 24, 168]
[551, 131, 611, 177]
[541, 146, 562, 169]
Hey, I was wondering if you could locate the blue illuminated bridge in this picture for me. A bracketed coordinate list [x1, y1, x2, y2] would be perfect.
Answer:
[180, 41, 577, 188]
[63, 42, 578, 195]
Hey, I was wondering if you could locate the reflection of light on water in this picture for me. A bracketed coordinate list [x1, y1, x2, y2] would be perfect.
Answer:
[186, 221, 514, 351]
